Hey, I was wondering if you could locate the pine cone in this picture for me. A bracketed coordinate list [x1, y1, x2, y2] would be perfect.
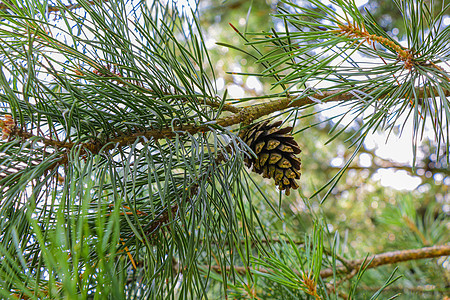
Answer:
[242, 120, 301, 195]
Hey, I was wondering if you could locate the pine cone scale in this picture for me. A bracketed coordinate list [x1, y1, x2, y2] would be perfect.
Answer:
[266, 140, 280, 150]
[255, 142, 265, 154]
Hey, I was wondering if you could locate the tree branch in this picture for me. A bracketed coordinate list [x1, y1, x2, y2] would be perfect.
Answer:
[320, 244, 450, 278]
[3, 86, 450, 156]
[204, 245, 450, 279]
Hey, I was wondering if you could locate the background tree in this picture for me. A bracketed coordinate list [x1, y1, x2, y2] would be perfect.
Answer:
[0, 0, 449, 299]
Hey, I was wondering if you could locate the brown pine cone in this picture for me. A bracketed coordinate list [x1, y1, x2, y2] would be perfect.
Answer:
[242, 120, 301, 195]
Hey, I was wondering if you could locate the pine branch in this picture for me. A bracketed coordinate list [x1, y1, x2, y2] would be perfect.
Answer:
[220, 86, 450, 127]
[319, 244, 450, 278]
[5, 86, 449, 154]
[205, 245, 450, 279]
[2, 85, 448, 179]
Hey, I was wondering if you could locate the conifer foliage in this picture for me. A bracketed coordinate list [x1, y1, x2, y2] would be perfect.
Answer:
[0, 0, 449, 299]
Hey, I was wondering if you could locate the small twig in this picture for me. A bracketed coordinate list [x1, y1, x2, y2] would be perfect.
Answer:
[336, 23, 413, 68]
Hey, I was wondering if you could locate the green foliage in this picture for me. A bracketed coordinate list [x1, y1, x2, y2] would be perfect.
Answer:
[0, 0, 253, 298]
[0, 0, 448, 299]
